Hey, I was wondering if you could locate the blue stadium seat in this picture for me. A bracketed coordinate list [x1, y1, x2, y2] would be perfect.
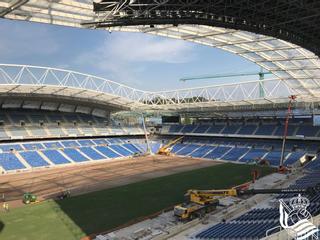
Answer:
[206, 125, 224, 134]
[171, 143, 187, 153]
[237, 125, 257, 135]
[240, 148, 268, 162]
[222, 147, 249, 161]
[62, 148, 89, 162]
[43, 141, 64, 149]
[92, 139, 108, 145]
[175, 144, 200, 156]
[95, 146, 120, 158]
[109, 145, 132, 156]
[0, 144, 23, 152]
[19, 151, 49, 167]
[0, 153, 26, 170]
[106, 138, 122, 144]
[150, 143, 161, 154]
[22, 143, 45, 150]
[274, 125, 296, 136]
[168, 125, 184, 133]
[255, 125, 276, 135]
[77, 139, 95, 146]
[285, 151, 305, 165]
[193, 125, 210, 133]
[181, 125, 197, 133]
[296, 126, 320, 137]
[60, 140, 80, 148]
[122, 143, 142, 154]
[42, 150, 71, 165]
[189, 145, 214, 158]
[79, 147, 105, 160]
[221, 125, 240, 134]
[10, 113, 30, 124]
[263, 151, 289, 166]
[204, 146, 231, 159]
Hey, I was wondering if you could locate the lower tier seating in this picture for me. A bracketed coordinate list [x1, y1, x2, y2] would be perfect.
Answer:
[170, 137, 309, 167]
[0, 137, 146, 172]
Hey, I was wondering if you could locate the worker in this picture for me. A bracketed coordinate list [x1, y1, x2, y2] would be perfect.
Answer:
[2, 202, 9, 212]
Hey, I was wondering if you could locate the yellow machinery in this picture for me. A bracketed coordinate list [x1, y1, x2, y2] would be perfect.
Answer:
[157, 136, 184, 155]
[174, 188, 238, 221]
[174, 184, 320, 221]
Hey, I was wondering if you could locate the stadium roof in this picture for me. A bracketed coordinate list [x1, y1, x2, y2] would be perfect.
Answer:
[0, 64, 317, 113]
[0, 1, 320, 113]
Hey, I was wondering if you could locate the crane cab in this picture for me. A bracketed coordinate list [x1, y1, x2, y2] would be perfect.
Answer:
[174, 199, 219, 221]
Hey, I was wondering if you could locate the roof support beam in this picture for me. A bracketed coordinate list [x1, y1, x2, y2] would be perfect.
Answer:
[0, 0, 29, 17]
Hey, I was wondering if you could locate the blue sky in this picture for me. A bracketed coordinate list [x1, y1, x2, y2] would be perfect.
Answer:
[0, 18, 266, 91]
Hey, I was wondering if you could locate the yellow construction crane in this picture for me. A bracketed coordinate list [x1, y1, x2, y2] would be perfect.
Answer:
[157, 136, 184, 155]
[174, 184, 320, 221]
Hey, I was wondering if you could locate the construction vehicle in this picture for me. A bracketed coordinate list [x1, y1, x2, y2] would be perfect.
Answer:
[22, 192, 37, 204]
[157, 136, 184, 155]
[57, 190, 71, 200]
[174, 184, 320, 221]
[279, 95, 297, 173]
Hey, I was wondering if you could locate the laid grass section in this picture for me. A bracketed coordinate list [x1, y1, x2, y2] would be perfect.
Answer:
[0, 163, 273, 240]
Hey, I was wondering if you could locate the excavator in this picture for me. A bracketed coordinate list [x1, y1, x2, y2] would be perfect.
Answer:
[157, 136, 184, 155]
[174, 183, 320, 221]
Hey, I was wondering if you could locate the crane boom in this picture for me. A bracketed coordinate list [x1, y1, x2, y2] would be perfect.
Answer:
[180, 71, 272, 82]
[157, 136, 184, 155]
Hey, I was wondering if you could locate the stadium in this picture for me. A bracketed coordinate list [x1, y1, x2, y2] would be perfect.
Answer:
[0, 1, 320, 240]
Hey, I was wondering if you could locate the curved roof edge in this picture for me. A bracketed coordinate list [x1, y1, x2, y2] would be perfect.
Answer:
[1, 64, 320, 113]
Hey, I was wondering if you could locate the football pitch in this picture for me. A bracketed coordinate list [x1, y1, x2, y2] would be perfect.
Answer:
[0, 163, 273, 240]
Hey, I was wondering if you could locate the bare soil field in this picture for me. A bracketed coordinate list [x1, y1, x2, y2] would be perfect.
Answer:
[0, 155, 220, 207]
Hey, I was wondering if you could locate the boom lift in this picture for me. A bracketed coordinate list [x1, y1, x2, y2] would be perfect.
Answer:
[174, 184, 320, 221]
[157, 136, 184, 155]
[279, 95, 297, 173]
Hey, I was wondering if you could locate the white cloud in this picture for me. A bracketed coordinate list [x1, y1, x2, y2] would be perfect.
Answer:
[103, 33, 195, 63]
[75, 32, 197, 88]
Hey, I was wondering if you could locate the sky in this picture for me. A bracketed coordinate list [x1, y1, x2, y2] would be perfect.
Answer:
[0, 18, 267, 91]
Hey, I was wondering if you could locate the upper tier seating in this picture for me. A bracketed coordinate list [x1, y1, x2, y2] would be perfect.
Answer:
[181, 125, 197, 133]
[206, 125, 224, 134]
[237, 125, 257, 135]
[221, 125, 240, 134]
[162, 117, 320, 140]
[0, 110, 144, 141]
[193, 125, 210, 133]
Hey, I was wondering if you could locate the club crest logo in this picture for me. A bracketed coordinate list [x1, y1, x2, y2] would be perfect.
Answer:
[279, 194, 319, 240]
